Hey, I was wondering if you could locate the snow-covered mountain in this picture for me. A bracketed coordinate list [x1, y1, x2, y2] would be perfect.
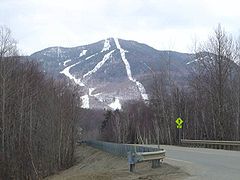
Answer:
[30, 38, 193, 109]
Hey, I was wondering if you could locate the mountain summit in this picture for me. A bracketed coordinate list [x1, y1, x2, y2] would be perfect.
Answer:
[31, 38, 192, 109]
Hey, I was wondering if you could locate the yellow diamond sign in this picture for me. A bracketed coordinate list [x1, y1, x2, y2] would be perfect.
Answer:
[175, 118, 184, 128]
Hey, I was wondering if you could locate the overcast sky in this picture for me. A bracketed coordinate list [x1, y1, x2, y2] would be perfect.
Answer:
[1, 0, 240, 55]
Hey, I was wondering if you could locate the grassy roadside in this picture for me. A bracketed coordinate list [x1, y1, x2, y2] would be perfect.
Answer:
[45, 145, 189, 180]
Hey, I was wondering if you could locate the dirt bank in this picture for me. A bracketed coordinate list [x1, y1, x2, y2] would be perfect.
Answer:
[46, 145, 189, 180]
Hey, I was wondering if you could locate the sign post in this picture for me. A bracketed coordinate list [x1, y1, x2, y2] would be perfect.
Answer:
[175, 118, 184, 144]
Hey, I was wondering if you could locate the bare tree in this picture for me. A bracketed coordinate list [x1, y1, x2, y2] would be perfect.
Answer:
[192, 24, 235, 140]
[0, 26, 18, 159]
[0, 26, 18, 57]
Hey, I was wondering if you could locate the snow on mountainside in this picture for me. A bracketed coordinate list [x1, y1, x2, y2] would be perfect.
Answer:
[30, 38, 193, 109]
[114, 38, 148, 101]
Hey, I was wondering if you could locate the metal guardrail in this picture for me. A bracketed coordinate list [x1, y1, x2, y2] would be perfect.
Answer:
[84, 140, 166, 172]
[136, 150, 166, 161]
[181, 139, 240, 150]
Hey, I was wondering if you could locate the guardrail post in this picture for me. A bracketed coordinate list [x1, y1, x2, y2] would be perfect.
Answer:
[130, 163, 135, 172]
[152, 159, 160, 168]
[128, 152, 136, 172]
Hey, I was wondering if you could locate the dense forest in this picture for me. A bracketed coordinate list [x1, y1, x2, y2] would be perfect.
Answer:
[0, 27, 83, 179]
[100, 25, 240, 144]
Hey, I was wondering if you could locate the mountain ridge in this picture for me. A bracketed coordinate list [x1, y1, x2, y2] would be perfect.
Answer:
[30, 38, 193, 109]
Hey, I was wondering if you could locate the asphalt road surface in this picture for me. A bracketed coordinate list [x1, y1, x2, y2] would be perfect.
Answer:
[156, 145, 240, 180]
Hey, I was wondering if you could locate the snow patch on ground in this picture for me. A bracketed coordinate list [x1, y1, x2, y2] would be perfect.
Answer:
[80, 50, 87, 57]
[235, 59, 240, 65]
[86, 53, 98, 60]
[186, 59, 198, 65]
[80, 94, 89, 108]
[89, 87, 103, 102]
[136, 81, 148, 100]
[101, 39, 111, 52]
[83, 50, 115, 78]
[61, 52, 104, 86]
[60, 60, 85, 86]
[81, 88, 105, 109]
[114, 38, 148, 101]
[89, 88, 95, 96]
[57, 47, 61, 58]
[143, 62, 154, 73]
[108, 98, 121, 110]
[63, 59, 71, 66]
[94, 93, 102, 97]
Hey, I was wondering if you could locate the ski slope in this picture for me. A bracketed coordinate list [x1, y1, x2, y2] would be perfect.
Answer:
[114, 38, 148, 101]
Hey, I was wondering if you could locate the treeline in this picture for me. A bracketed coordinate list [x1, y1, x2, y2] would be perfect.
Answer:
[100, 25, 240, 144]
[0, 27, 82, 179]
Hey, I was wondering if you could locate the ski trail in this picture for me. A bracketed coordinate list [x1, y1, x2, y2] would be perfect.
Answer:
[88, 87, 104, 105]
[101, 39, 111, 52]
[114, 38, 133, 81]
[83, 50, 115, 78]
[89, 88, 95, 96]
[86, 53, 98, 60]
[186, 59, 198, 65]
[80, 94, 89, 108]
[88, 88, 101, 97]
[108, 98, 121, 110]
[63, 59, 71, 66]
[60, 52, 101, 86]
[114, 38, 148, 101]
[81, 87, 102, 109]
[81, 88, 94, 109]
[60, 60, 85, 86]
[79, 49, 87, 57]
[143, 62, 154, 73]
[57, 46, 61, 58]
[61, 52, 105, 108]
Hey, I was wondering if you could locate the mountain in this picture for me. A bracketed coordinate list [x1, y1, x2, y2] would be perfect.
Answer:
[30, 38, 193, 109]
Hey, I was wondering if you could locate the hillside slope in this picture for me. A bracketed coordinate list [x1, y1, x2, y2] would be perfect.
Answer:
[31, 38, 193, 109]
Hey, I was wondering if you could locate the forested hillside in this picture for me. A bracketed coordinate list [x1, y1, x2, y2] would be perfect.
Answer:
[0, 27, 83, 179]
[100, 25, 240, 144]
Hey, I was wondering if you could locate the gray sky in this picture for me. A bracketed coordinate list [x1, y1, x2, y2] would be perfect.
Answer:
[1, 0, 240, 55]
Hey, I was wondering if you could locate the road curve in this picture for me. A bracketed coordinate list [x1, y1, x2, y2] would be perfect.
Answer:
[154, 145, 240, 180]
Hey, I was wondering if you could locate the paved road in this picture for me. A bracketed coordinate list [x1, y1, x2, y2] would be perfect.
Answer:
[155, 145, 240, 180]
